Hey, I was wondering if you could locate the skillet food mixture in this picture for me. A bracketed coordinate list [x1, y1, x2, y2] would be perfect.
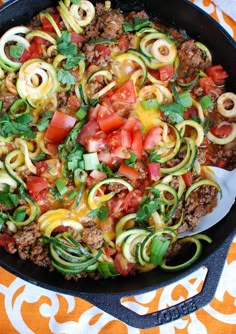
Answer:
[0, 0, 235, 279]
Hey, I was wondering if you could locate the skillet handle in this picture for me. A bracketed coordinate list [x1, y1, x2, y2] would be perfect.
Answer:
[79, 233, 234, 329]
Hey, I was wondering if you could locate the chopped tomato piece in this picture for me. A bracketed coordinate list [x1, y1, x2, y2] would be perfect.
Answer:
[118, 35, 130, 51]
[67, 95, 80, 108]
[206, 65, 228, 86]
[89, 170, 107, 181]
[86, 132, 107, 152]
[111, 147, 130, 159]
[97, 151, 113, 166]
[114, 253, 134, 276]
[41, 13, 60, 32]
[103, 246, 117, 258]
[94, 44, 111, 60]
[148, 69, 160, 80]
[111, 80, 137, 104]
[53, 226, 69, 234]
[122, 116, 142, 132]
[77, 120, 99, 146]
[26, 176, 49, 200]
[98, 113, 124, 133]
[121, 189, 143, 214]
[0, 233, 15, 247]
[182, 171, 193, 187]
[36, 159, 61, 179]
[70, 32, 85, 44]
[46, 143, 59, 155]
[120, 129, 132, 149]
[131, 130, 143, 160]
[210, 125, 232, 137]
[147, 162, 161, 181]
[20, 38, 44, 62]
[45, 111, 76, 144]
[199, 77, 222, 99]
[97, 104, 113, 120]
[184, 107, 198, 120]
[216, 159, 227, 168]
[158, 64, 175, 81]
[118, 163, 140, 180]
[143, 126, 162, 152]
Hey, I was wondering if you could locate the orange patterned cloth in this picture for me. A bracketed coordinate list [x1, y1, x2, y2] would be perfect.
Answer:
[0, 0, 235, 332]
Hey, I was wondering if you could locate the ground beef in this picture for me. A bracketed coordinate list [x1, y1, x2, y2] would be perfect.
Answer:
[177, 39, 212, 80]
[0, 92, 18, 113]
[81, 225, 104, 249]
[84, 43, 113, 67]
[11, 223, 51, 267]
[183, 184, 218, 231]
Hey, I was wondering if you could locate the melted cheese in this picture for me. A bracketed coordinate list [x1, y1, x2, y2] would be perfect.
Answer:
[134, 102, 161, 132]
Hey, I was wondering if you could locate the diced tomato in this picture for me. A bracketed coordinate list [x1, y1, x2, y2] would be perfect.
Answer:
[131, 130, 143, 160]
[118, 35, 130, 52]
[20, 37, 45, 62]
[111, 80, 137, 104]
[77, 120, 100, 146]
[70, 32, 85, 44]
[199, 77, 222, 99]
[86, 132, 107, 152]
[41, 13, 60, 32]
[103, 246, 117, 258]
[120, 129, 132, 148]
[158, 64, 175, 81]
[111, 147, 130, 159]
[118, 163, 140, 180]
[184, 107, 198, 120]
[147, 162, 161, 181]
[53, 226, 69, 234]
[89, 169, 107, 181]
[26, 176, 49, 200]
[121, 189, 143, 214]
[97, 104, 113, 120]
[216, 159, 227, 168]
[88, 104, 101, 121]
[206, 65, 228, 86]
[94, 44, 111, 60]
[148, 69, 160, 80]
[143, 126, 162, 152]
[67, 95, 80, 108]
[114, 253, 134, 276]
[0, 233, 15, 247]
[36, 159, 61, 179]
[210, 125, 232, 138]
[98, 113, 124, 133]
[45, 111, 76, 144]
[97, 151, 113, 166]
[182, 171, 193, 187]
[122, 116, 142, 132]
[46, 143, 58, 155]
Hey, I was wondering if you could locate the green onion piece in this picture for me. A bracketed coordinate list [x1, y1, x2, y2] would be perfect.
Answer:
[67, 189, 77, 199]
[55, 178, 68, 195]
[74, 168, 87, 186]
[178, 91, 192, 108]
[76, 107, 87, 120]
[0, 100, 3, 111]
[199, 95, 213, 109]
[150, 236, 170, 265]
[83, 152, 99, 170]
[10, 99, 30, 117]
[141, 99, 159, 110]
[170, 82, 181, 104]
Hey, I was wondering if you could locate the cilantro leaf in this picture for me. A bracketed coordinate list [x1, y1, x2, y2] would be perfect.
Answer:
[136, 188, 161, 222]
[63, 54, 85, 70]
[149, 148, 161, 162]
[124, 151, 137, 166]
[160, 103, 184, 123]
[123, 17, 152, 32]
[35, 111, 52, 131]
[88, 206, 109, 222]
[10, 43, 24, 59]
[0, 113, 36, 139]
[58, 70, 77, 84]
[0, 191, 19, 207]
[122, 21, 134, 32]
[98, 163, 115, 178]
[57, 31, 77, 56]
[0, 211, 9, 228]
[32, 152, 46, 162]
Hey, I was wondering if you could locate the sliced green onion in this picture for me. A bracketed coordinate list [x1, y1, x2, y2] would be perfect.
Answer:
[83, 152, 100, 170]
[160, 102, 184, 114]
[199, 95, 213, 109]
[150, 236, 170, 265]
[74, 168, 87, 186]
[178, 91, 192, 108]
[13, 208, 27, 222]
[55, 178, 68, 195]
[67, 189, 77, 199]
[76, 107, 87, 120]
[141, 98, 159, 110]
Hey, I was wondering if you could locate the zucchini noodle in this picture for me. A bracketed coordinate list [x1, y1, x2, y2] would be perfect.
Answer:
[5, 72, 17, 94]
[208, 122, 236, 145]
[217, 92, 236, 118]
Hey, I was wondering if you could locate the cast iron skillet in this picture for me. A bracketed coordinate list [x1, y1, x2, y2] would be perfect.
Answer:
[0, 0, 235, 328]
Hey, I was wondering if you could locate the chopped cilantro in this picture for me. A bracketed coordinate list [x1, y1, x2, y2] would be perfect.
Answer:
[32, 152, 46, 162]
[58, 69, 77, 85]
[136, 188, 162, 222]
[35, 111, 52, 131]
[49, 188, 62, 201]
[98, 163, 115, 178]
[160, 103, 184, 123]
[88, 206, 109, 222]
[57, 31, 77, 56]
[123, 17, 153, 32]
[89, 98, 101, 107]
[149, 148, 161, 162]
[9, 43, 24, 59]
[63, 53, 85, 70]
[0, 211, 9, 228]
[124, 151, 137, 166]
[0, 113, 35, 139]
